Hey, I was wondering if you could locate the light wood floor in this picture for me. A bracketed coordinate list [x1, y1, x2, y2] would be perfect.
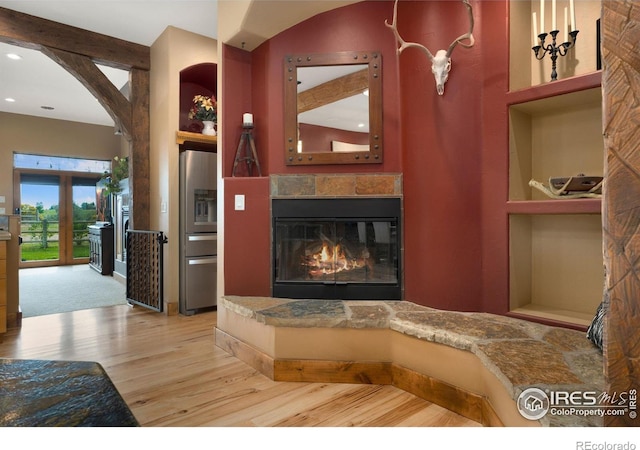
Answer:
[0, 304, 480, 427]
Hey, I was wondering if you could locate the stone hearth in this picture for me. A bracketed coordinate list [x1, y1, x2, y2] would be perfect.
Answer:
[216, 295, 604, 427]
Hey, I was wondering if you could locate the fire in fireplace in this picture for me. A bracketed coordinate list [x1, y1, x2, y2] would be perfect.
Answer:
[272, 198, 401, 300]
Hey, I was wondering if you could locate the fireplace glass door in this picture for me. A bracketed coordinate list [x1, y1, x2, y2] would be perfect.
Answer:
[275, 219, 398, 283]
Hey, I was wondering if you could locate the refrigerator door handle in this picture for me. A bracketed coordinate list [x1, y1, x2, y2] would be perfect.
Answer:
[188, 257, 217, 265]
[188, 235, 217, 241]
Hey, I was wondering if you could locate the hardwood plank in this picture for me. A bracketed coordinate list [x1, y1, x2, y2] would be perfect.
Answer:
[0, 305, 479, 427]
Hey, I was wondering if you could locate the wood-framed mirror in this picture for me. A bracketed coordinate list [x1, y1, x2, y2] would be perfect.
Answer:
[284, 50, 382, 165]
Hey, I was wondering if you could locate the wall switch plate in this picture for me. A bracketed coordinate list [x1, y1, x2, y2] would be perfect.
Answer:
[0, 196, 5, 203]
[235, 194, 245, 211]
[161, 201, 167, 213]
[0, 208, 5, 215]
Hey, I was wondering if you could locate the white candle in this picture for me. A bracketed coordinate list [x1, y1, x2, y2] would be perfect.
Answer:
[564, 7, 568, 42]
[552, 0, 556, 30]
[569, 0, 576, 31]
[540, 0, 545, 34]
[533, 12, 538, 45]
[243, 113, 253, 125]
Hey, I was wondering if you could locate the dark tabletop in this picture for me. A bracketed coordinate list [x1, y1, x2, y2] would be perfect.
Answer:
[0, 358, 138, 427]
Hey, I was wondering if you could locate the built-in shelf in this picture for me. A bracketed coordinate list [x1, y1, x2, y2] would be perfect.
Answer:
[507, 71, 602, 106]
[507, 306, 592, 331]
[507, 198, 601, 214]
[176, 131, 217, 146]
[507, 70, 603, 329]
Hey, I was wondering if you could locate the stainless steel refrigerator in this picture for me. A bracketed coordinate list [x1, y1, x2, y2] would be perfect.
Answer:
[179, 150, 217, 315]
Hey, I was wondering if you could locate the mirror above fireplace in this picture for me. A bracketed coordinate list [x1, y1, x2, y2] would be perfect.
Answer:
[284, 51, 383, 166]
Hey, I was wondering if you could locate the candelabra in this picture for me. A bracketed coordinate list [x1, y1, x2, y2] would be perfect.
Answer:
[532, 29, 579, 81]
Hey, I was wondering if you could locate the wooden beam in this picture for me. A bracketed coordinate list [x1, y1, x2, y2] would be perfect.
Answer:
[0, 5, 151, 233]
[129, 68, 151, 231]
[297, 69, 368, 114]
[0, 7, 150, 70]
[40, 46, 133, 137]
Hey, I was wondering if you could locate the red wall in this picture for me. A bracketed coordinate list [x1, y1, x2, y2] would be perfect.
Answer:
[222, 0, 510, 313]
[400, 0, 480, 311]
[223, 177, 271, 295]
[479, 0, 510, 314]
[250, 0, 402, 175]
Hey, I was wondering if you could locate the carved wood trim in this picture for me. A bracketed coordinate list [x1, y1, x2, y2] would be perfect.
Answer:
[602, 0, 640, 427]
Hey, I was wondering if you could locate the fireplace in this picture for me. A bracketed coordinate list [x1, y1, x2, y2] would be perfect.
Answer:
[272, 198, 401, 300]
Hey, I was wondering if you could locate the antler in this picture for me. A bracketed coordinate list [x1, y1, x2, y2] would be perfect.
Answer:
[384, 0, 434, 62]
[384, 0, 476, 96]
[446, 0, 475, 58]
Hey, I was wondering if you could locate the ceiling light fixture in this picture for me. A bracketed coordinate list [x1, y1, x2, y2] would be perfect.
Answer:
[6, 53, 22, 60]
[41, 106, 55, 110]
[5, 98, 15, 102]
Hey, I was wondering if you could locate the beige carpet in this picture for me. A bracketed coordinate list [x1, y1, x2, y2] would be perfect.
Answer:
[19, 265, 128, 318]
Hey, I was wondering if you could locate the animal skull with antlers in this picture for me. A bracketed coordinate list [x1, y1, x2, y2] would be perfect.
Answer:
[385, 0, 475, 96]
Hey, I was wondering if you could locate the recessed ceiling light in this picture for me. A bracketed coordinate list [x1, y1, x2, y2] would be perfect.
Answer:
[6, 53, 22, 60]
[41, 106, 55, 110]
[5, 98, 15, 102]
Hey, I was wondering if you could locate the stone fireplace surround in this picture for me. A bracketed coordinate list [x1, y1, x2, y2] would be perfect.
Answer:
[270, 173, 403, 299]
[210, 174, 606, 427]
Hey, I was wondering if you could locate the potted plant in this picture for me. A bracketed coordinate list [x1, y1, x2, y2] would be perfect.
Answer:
[101, 155, 129, 195]
[188, 94, 217, 135]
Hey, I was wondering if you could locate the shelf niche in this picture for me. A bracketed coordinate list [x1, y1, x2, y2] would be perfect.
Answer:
[507, 71, 604, 327]
[509, 85, 603, 204]
[179, 62, 217, 134]
[509, 0, 602, 91]
[509, 213, 603, 328]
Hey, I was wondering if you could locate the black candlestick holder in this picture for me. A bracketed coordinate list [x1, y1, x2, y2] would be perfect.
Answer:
[532, 29, 579, 81]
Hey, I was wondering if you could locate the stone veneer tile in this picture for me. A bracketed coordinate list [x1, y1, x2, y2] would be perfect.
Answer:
[221, 296, 295, 318]
[564, 351, 606, 389]
[345, 304, 392, 328]
[387, 301, 434, 314]
[395, 311, 531, 340]
[275, 175, 315, 196]
[271, 174, 402, 197]
[476, 340, 583, 386]
[468, 313, 550, 340]
[315, 175, 356, 196]
[543, 327, 599, 352]
[355, 175, 398, 195]
[256, 300, 348, 327]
